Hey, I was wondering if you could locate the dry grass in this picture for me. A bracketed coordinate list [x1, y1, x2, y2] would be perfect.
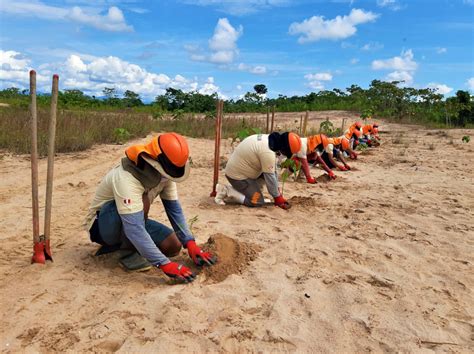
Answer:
[0, 107, 265, 155]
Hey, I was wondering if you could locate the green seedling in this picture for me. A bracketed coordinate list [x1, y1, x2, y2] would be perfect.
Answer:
[280, 158, 301, 195]
[462, 135, 470, 143]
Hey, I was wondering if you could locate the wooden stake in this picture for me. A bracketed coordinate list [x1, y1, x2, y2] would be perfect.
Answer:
[44, 75, 59, 242]
[302, 110, 309, 136]
[30, 70, 40, 245]
[210, 100, 223, 197]
[299, 115, 303, 135]
[266, 106, 270, 134]
[341, 118, 346, 133]
[270, 106, 275, 132]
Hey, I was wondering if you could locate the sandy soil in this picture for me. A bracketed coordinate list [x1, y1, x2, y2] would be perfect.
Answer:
[0, 111, 473, 352]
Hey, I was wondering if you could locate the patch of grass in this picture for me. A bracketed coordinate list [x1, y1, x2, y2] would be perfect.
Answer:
[0, 107, 264, 154]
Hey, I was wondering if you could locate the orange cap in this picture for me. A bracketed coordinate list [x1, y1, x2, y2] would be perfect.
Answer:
[355, 121, 362, 129]
[288, 132, 302, 154]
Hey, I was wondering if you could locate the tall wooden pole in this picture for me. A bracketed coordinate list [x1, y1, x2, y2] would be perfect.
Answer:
[266, 106, 270, 134]
[43, 75, 58, 256]
[299, 115, 303, 135]
[270, 106, 275, 132]
[341, 118, 347, 133]
[30, 70, 40, 246]
[210, 99, 223, 197]
[302, 110, 309, 136]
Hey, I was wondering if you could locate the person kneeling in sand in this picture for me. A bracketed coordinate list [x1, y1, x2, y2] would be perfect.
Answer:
[215, 132, 301, 210]
[84, 133, 215, 283]
[360, 123, 380, 147]
[293, 134, 338, 182]
[319, 136, 354, 171]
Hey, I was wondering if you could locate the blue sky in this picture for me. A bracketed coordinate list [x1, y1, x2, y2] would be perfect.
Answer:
[1, 0, 473, 101]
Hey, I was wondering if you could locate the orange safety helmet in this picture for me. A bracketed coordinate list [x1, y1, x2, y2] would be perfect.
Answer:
[125, 133, 190, 182]
[288, 132, 302, 155]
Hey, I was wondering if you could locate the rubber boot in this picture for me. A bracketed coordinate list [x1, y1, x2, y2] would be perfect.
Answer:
[214, 184, 228, 205]
[226, 186, 246, 204]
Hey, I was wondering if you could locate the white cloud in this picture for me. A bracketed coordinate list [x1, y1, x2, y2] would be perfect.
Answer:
[350, 58, 359, 64]
[372, 49, 417, 71]
[0, 50, 224, 99]
[208, 18, 243, 64]
[305, 72, 333, 90]
[467, 77, 474, 90]
[361, 42, 384, 51]
[179, 0, 289, 15]
[436, 47, 447, 54]
[386, 70, 413, 84]
[237, 63, 267, 75]
[427, 83, 453, 95]
[372, 49, 418, 85]
[289, 8, 378, 43]
[0, 1, 132, 32]
[377, 0, 403, 11]
[189, 18, 243, 65]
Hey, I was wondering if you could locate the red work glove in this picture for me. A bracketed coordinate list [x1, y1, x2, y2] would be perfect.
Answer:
[344, 163, 351, 170]
[306, 176, 316, 184]
[350, 152, 358, 160]
[328, 170, 337, 180]
[159, 262, 195, 282]
[186, 240, 217, 266]
[274, 195, 291, 210]
[338, 165, 347, 171]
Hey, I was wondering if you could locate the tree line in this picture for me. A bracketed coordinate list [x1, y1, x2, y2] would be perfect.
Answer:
[1, 80, 473, 126]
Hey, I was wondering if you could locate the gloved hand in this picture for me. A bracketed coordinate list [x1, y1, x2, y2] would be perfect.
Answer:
[274, 195, 291, 210]
[338, 165, 347, 171]
[350, 152, 358, 160]
[306, 176, 316, 184]
[159, 262, 195, 282]
[328, 170, 337, 180]
[344, 163, 351, 170]
[186, 240, 217, 266]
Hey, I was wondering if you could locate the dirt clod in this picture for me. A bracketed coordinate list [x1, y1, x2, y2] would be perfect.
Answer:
[200, 233, 262, 283]
[289, 196, 317, 207]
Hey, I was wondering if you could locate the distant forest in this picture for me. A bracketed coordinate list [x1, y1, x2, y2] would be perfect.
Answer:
[1, 80, 473, 127]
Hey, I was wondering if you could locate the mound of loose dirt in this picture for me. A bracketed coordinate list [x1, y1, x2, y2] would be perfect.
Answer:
[289, 196, 317, 207]
[200, 233, 262, 283]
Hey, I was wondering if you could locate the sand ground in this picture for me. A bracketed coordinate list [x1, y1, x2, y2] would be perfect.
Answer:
[0, 111, 473, 352]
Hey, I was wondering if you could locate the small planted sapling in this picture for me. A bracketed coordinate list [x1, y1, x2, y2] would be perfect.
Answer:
[280, 158, 301, 196]
[462, 135, 470, 143]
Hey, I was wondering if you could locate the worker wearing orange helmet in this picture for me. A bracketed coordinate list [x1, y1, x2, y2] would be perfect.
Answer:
[294, 133, 337, 181]
[343, 124, 362, 159]
[324, 137, 353, 170]
[360, 123, 380, 147]
[215, 132, 301, 210]
[85, 133, 215, 283]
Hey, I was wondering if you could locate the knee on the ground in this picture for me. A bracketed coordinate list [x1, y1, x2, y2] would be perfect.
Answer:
[161, 233, 182, 257]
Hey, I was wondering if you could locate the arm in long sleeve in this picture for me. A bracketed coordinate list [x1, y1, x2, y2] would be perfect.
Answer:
[161, 199, 194, 246]
[120, 211, 170, 266]
[263, 172, 280, 198]
[316, 155, 332, 174]
[298, 157, 312, 179]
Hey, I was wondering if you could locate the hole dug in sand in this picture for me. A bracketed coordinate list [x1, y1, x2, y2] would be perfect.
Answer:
[199, 233, 262, 283]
